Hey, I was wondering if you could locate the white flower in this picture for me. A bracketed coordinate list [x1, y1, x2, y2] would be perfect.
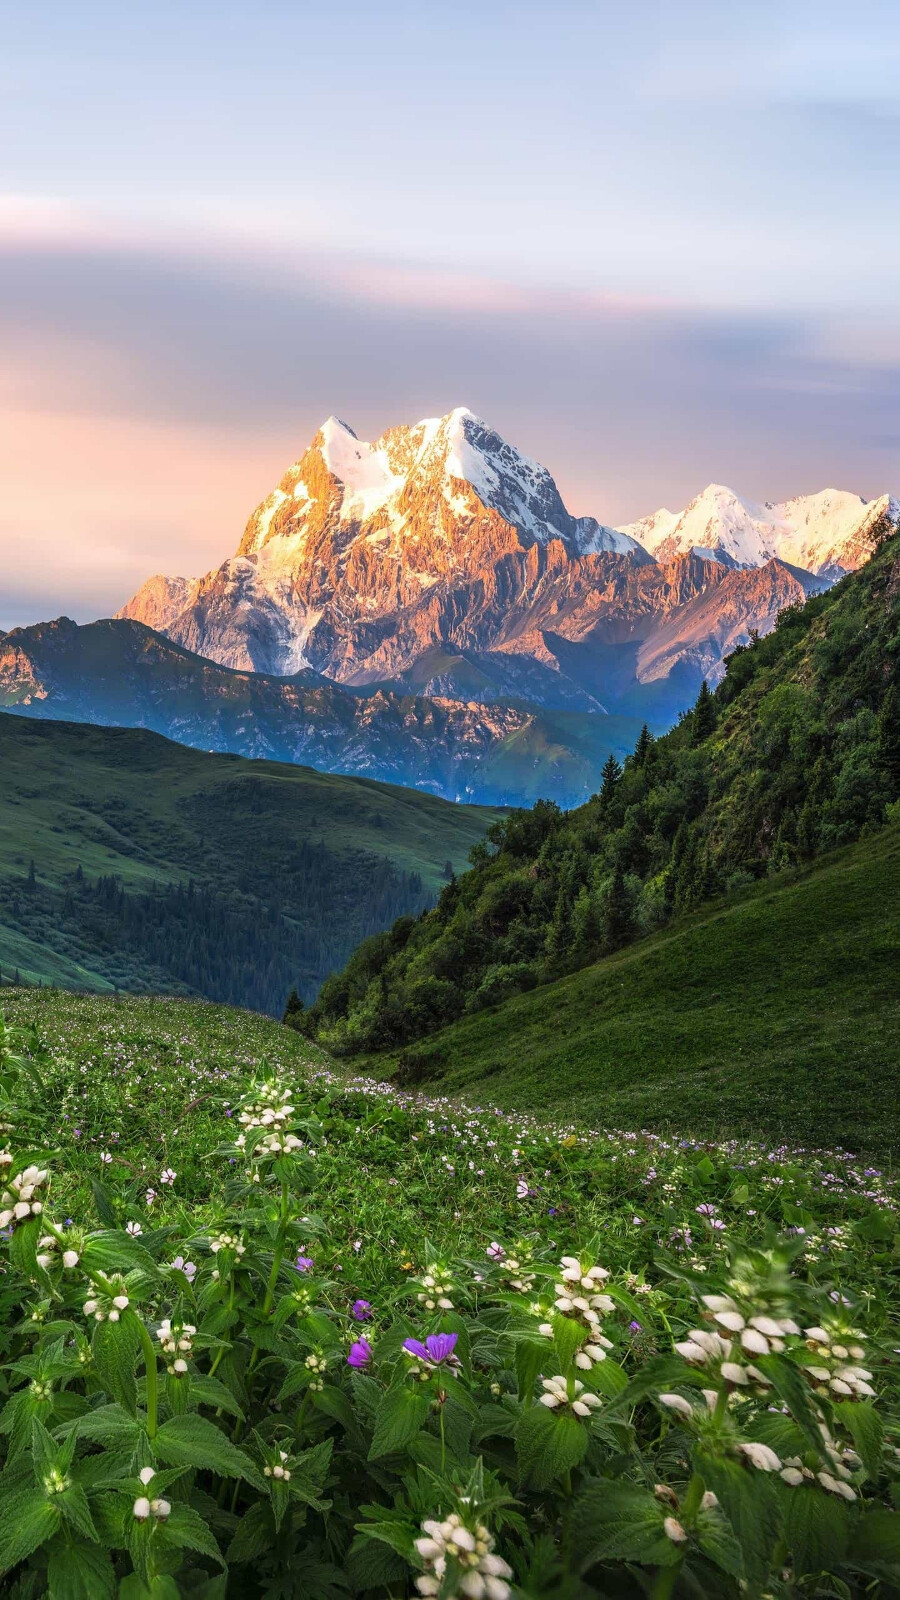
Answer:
[126, 1221, 143, 1236]
[160, 1168, 176, 1186]
[664, 1517, 687, 1543]
[62, 1249, 80, 1269]
[658, 1392, 693, 1418]
[780, 1467, 805, 1486]
[133, 1496, 151, 1519]
[138, 1466, 155, 1486]
[737, 1441, 781, 1472]
[817, 1471, 856, 1501]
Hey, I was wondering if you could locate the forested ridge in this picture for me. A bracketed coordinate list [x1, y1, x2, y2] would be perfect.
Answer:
[0, 717, 497, 1008]
[301, 520, 900, 1053]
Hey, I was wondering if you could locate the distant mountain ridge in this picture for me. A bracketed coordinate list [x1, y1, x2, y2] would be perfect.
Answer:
[119, 408, 896, 715]
[0, 616, 649, 807]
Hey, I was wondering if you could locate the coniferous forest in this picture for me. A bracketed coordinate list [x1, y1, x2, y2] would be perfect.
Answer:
[301, 520, 900, 1052]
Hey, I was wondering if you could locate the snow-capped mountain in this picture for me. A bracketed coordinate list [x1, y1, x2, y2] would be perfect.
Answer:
[119, 408, 896, 713]
[618, 484, 899, 577]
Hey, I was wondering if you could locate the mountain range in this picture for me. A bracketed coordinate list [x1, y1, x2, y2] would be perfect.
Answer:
[120, 408, 897, 720]
[0, 616, 646, 806]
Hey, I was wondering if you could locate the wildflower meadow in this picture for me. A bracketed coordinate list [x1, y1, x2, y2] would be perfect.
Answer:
[0, 990, 897, 1597]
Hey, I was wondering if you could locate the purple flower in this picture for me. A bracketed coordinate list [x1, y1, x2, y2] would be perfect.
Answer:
[347, 1338, 373, 1368]
[403, 1332, 459, 1367]
[351, 1299, 372, 1321]
[294, 1255, 314, 1273]
[629, 1319, 643, 1334]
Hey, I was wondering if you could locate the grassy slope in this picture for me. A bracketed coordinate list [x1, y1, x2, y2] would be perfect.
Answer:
[364, 823, 900, 1156]
[0, 716, 499, 989]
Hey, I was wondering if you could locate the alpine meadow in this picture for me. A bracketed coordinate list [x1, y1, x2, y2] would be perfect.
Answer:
[3, 4, 900, 1597]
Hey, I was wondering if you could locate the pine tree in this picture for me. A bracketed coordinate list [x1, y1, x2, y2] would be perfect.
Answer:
[283, 986, 305, 1029]
[633, 724, 653, 767]
[603, 862, 633, 951]
[26, 859, 36, 891]
[441, 860, 454, 881]
[598, 753, 623, 807]
[692, 681, 716, 745]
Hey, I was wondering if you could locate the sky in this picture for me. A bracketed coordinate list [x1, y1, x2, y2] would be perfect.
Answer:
[2, 0, 899, 629]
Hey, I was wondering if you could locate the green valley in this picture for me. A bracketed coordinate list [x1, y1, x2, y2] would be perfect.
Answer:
[0, 716, 499, 1010]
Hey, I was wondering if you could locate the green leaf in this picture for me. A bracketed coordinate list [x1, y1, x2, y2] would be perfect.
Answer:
[694, 1503, 745, 1579]
[516, 1405, 588, 1490]
[848, 1508, 900, 1576]
[368, 1387, 429, 1460]
[57, 1481, 100, 1543]
[89, 1179, 118, 1228]
[0, 1486, 60, 1576]
[158, 1501, 225, 1566]
[311, 1384, 353, 1428]
[47, 1539, 116, 1599]
[549, 1313, 585, 1373]
[589, 1357, 628, 1398]
[9, 1214, 41, 1279]
[345, 1532, 408, 1591]
[155, 1413, 265, 1489]
[515, 1339, 545, 1403]
[74, 1402, 143, 1448]
[834, 1400, 883, 1480]
[784, 1486, 849, 1578]
[227, 1501, 275, 1565]
[82, 1230, 158, 1276]
[570, 1482, 679, 1570]
[754, 1354, 827, 1457]
[92, 1315, 141, 1414]
[694, 1448, 780, 1589]
[288, 1439, 334, 1511]
[189, 1374, 245, 1420]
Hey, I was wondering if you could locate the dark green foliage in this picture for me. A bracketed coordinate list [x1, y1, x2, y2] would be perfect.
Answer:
[691, 679, 716, 744]
[0, 718, 498, 1011]
[282, 987, 304, 1027]
[306, 529, 900, 1056]
[632, 723, 653, 767]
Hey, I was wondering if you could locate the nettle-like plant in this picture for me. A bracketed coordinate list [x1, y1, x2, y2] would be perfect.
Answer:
[0, 1073, 897, 1598]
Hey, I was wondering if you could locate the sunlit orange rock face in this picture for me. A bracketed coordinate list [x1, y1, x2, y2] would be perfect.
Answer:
[119, 408, 896, 712]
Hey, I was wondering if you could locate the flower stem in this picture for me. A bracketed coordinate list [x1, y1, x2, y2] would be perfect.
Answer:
[135, 1316, 159, 1440]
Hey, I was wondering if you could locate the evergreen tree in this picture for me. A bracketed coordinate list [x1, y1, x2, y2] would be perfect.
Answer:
[545, 884, 573, 963]
[603, 862, 633, 951]
[598, 754, 623, 807]
[570, 884, 602, 958]
[692, 681, 716, 745]
[441, 860, 455, 881]
[633, 724, 653, 767]
[26, 859, 36, 891]
[878, 681, 900, 798]
[283, 986, 305, 1029]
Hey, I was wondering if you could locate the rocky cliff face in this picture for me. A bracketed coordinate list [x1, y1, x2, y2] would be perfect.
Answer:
[118, 408, 896, 712]
[0, 616, 646, 807]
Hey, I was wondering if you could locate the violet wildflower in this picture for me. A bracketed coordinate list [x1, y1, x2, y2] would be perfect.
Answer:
[351, 1298, 372, 1321]
[294, 1254, 314, 1273]
[347, 1338, 373, 1368]
[403, 1332, 459, 1369]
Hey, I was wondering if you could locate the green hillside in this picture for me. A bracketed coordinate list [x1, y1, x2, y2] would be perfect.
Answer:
[303, 523, 900, 1059]
[359, 823, 900, 1156]
[0, 716, 499, 1010]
